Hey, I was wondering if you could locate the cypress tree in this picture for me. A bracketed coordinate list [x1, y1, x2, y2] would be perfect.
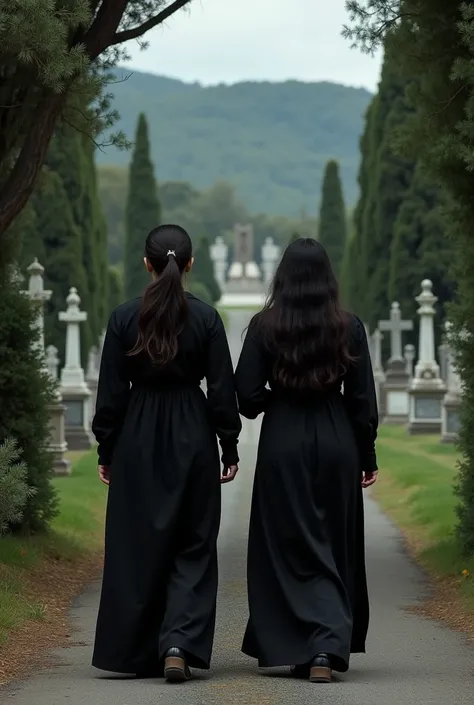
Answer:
[124, 113, 161, 299]
[28, 170, 88, 358]
[108, 265, 124, 314]
[345, 0, 474, 557]
[0, 218, 57, 532]
[190, 237, 221, 304]
[318, 160, 347, 276]
[389, 163, 455, 332]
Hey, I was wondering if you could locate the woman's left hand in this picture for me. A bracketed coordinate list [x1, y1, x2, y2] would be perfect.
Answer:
[221, 464, 238, 484]
[98, 464, 111, 486]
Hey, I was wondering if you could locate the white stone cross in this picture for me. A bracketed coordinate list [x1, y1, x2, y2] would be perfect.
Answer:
[379, 302, 413, 362]
[59, 287, 88, 391]
[21, 258, 52, 356]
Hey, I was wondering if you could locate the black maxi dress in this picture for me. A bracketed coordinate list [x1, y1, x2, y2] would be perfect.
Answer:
[91, 293, 241, 674]
[235, 315, 378, 673]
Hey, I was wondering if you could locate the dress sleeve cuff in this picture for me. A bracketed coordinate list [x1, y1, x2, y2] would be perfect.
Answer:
[220, 440, 239, 467]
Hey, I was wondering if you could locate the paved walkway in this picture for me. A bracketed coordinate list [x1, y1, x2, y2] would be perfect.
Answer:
[2, 310, 474, 704]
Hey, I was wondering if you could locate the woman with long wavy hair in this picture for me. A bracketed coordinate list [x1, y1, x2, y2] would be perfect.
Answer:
[91, 224, 241, 682]
[235, 238, 378, 683]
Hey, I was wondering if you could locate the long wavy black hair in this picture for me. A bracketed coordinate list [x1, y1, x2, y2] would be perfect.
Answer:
[252, 237, 353, 391]
[128, 224, 192, 366]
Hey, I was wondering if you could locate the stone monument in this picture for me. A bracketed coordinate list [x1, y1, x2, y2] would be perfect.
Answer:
[441, 322, 462, 443]
[219, 224, 266, 307]
[379, 302, 414, 423]
[210, 236, 228, 289]
[404, 344, 416, 379]
[371, 328, 386, 417]
[59, 287, 93, 450]
[261, 237, 281, 288]
[86, 346, 100, 429]
[408, 280, 446, 434]
[22, 260, 70, 476]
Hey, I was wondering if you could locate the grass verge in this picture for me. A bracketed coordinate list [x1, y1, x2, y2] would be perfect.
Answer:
[375, 426, 474, 629]
[0, 451, 105, 682]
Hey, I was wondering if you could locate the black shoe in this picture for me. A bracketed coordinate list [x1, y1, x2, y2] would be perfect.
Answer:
[164, 647, 192, 682]
[309, 653, 332, 683]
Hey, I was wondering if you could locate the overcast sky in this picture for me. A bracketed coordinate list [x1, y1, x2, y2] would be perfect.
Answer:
[123, 0, 382, 92]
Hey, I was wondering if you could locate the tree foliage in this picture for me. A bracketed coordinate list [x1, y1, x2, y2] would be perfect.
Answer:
[0, 275, 57, 532]
[124, 113, 161, 299]
[0, 438, 36, 535]
[190, 237, 221, 304]
[317, 160, 347, 276]
[0, 0, 194, 244]
[344, 0, 474, 553]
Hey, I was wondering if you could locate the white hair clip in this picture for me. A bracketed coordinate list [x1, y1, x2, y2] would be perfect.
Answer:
[167, 249, 176, 257]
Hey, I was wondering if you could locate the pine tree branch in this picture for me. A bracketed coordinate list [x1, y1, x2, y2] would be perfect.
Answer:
[82, 0, 129, 59]
[110, 0, 193, 46]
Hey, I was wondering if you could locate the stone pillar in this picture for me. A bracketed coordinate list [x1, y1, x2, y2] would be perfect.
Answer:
[22, 260, 71, 476]
[59, 288, 93, 451]
[441, 322, 462, 443]
[210, 236, 228, 291]
[408, 280, 446, 434]
[404, 344, 416, 379]
[371, 328, 386, 417]
[379, 302, 414, 424]
[86, 346, 100, 428]
[261, 237, 281, 288]
[438, 342, 449, 382]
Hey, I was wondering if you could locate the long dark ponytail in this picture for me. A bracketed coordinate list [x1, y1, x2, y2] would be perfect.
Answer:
[128, 224, 192, 366]
[252, 238, 353, 391]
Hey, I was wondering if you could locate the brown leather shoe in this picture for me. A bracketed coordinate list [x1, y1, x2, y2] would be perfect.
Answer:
[164, 647, 192, 682]
[309, 653, 331, 683]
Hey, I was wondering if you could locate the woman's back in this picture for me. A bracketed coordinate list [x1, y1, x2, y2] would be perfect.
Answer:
[109, 292, 229, 389]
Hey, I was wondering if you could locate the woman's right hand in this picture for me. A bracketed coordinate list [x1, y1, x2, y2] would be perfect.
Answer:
[221, 465, 238, 484]
[362, 470, 378, 489]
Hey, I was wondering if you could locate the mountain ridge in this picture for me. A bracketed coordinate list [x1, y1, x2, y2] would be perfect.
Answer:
[96, 68, 373, 215]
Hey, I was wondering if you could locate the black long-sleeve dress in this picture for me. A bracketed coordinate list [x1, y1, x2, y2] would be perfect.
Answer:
[235, 314, 378, 673]
[91, 293, 241, 674]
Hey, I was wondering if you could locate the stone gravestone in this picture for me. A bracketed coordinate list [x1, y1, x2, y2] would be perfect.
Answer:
[379, 302, 414, 423]
[22, 260, 70, 476]
[226, 224, 262, 293]
[404, 344, 416, 379]
[408, 280, 446, 434]
[261, 237, 281, 288]
[441, 322, 462, 443]
[86, 346, 100, 430]
[210, 236, 228, 291]
[371, 328, 386, 417]
[59, 288, 93, 450]
[438, 342, 449, 382]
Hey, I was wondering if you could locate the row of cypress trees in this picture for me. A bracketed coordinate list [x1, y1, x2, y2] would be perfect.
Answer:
[123, 113, 221, 306]
[340, 38, 455, 330]
[19, 122, 114, 360]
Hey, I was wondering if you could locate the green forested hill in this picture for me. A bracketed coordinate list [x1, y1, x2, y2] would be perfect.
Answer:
[96, 69, 372, 216]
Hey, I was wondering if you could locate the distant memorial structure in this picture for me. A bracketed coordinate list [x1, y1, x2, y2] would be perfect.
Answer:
[213, 224, 277, 307]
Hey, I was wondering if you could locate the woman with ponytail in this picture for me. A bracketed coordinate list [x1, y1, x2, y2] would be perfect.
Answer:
[91, 224, 241, 682]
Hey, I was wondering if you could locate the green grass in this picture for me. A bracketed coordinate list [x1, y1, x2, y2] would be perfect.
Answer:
[0, 451, 105, 644]
[375, 426, 474, 607]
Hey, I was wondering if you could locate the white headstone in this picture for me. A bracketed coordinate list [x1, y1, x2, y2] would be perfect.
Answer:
[379, 302, 413, 363]
[210, 236, 228, 289]
[21, 259, 52, 358]
[59, 288, 89, 391]
[408, 280, 446, 435]
[371, 328, 386, 415]
[441, 322, 462, 443]
[404, 344, 416, 379]
[46, 345, 60, 381]
[261, 236, 281, 286]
